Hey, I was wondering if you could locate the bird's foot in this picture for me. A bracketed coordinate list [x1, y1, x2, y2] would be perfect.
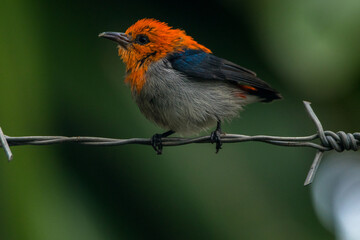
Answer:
[151, 133, 163, 155]
[150, 130, 175, 155]
[210, 129, 222, 153]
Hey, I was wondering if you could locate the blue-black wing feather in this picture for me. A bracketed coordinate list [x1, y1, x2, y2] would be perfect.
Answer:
[167, 49, 281, 102]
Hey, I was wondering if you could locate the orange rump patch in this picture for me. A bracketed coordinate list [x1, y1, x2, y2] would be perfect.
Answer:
[239, 85, 257, 92]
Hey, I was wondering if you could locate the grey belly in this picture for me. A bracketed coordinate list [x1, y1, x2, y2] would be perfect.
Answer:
[132, 60, 255, 135]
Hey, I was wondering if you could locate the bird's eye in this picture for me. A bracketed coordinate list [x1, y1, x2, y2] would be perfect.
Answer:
[135, 34, 150, 45]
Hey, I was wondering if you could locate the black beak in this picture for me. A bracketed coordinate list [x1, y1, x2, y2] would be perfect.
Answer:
[98, 32, 131, 49]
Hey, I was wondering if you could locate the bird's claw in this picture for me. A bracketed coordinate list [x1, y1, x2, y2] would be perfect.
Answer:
[151, 134, 163, 155]
[210, 130, 222, 153]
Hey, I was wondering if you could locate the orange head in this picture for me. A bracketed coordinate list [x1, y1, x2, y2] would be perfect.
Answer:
[99, 18, 211, 92]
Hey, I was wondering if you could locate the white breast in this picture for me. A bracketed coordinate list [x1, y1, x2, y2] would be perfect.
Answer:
[132, 59, 257, 135]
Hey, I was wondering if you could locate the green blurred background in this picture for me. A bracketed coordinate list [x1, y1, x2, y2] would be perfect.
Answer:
[0, 0, 359, 239]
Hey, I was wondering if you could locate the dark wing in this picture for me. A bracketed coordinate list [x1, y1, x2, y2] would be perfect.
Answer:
[167, 49, 282, 102]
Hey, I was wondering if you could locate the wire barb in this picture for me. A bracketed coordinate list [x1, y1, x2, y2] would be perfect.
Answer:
[0, 127, 13, 161]
[304, 151, 324, 186]
[303, 101, 359, 185]
[0, 101, 359, 185]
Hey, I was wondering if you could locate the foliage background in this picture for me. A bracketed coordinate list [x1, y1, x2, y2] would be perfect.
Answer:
[1, 0, 359, 239]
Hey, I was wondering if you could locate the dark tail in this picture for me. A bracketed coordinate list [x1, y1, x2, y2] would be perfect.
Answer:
[239, 84, 282, 103]
[257, 88, 282, 103]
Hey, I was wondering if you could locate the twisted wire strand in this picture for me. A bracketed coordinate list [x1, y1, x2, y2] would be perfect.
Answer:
[303, 101, 359, 152]
[1, 101, 359, 186]
[3, 131, 358, 150]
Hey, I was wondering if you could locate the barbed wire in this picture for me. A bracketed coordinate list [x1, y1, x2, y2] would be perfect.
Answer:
[1, 101, 359, 186]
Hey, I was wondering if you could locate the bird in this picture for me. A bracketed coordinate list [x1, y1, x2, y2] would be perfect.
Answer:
[99, 18, 281, 154]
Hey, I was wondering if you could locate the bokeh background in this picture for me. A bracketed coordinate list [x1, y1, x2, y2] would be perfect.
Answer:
[1, 0, 359, 239]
